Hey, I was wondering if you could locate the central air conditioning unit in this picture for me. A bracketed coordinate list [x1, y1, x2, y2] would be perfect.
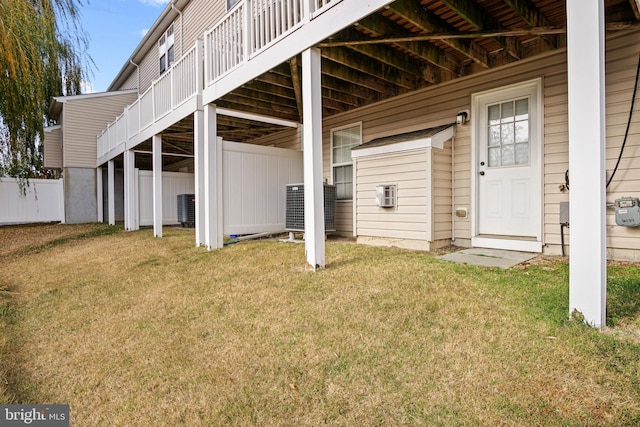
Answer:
[285, 183, 336, 232]
[177, 194, 196, 227]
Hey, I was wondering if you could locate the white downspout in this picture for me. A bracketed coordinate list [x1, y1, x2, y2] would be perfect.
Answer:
[129, 60, 140, 94]
[451, 135, 456, 243]
[171, 1, 184, 55]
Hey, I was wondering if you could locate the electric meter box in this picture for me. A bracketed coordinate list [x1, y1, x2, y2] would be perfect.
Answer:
[615, 197, 640, 227]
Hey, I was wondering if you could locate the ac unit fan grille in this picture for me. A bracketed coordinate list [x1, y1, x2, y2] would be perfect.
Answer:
[285, 184, 336, 232]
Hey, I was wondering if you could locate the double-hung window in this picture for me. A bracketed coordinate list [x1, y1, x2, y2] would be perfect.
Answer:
[158, 24, 175, 75]
[331, 123, 361, 200]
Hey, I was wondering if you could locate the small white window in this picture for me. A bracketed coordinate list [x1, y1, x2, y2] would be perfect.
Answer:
[158, 24, 175, 75]
[331, 123, 361, 200]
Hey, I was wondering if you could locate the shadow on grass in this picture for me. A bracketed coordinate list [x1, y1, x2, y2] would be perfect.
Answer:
[607, 265, 640, 327]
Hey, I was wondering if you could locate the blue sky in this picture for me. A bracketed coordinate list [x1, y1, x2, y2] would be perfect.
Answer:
[80, 0, 170, 92]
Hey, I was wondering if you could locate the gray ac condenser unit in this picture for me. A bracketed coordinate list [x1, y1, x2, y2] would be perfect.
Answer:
[177, 194, 195, 227]
[285, 184, 336, 232]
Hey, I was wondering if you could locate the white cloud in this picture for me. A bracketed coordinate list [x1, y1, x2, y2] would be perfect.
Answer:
[138, 0, 170, 6]
[139, 28, 149, 37]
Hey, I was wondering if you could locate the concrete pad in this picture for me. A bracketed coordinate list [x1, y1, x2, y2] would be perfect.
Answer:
[437, 248, 537, 269]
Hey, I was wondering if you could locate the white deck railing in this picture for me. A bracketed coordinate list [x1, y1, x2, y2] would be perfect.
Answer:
[205, 0, 340, 84]
[98, 0, 341, 161]
[97, 42, 202, 160]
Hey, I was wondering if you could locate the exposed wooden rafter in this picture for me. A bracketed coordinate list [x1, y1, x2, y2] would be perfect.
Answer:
[387, 0, 489, 68]
[438, 0, 522, 59]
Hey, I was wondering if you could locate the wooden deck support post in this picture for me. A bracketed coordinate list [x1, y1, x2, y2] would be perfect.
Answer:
[124, 149, 137, 231]
[152, 134, 163, 238]
[194, 108, 206, 247]
[107, 160, 115, 226]
[567, 0, 607, 328]
[204, 104, 223, 250]
[302, 47, 325, 270]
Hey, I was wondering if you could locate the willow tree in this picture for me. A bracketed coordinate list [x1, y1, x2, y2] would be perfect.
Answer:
[0, 0, 90, 178]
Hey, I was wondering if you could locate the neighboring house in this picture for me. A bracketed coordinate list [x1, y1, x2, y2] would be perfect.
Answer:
[43, 0, 640, 327]
[45, 90, 138, 223]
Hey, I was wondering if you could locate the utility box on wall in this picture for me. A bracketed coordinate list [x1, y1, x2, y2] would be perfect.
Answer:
[615, 197, 640, 227]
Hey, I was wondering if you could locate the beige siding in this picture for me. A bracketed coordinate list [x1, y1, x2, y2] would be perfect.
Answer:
[211, 30, 640, 254]
[603, 31, 640, 252]
[433, 144, 453, 241]
[62, 92, 139, 168]
[114, 0, 227, 94]
[355, 151, 428, 241]
[43, 127, 62, 169]
[182, 0, 226, 49]
[120, 72, 139, 92]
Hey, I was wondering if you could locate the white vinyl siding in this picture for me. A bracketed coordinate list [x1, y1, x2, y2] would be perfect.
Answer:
[61, 92, 138, 168]
[43, 127, 62, 169]
[356, 151, 429, 240]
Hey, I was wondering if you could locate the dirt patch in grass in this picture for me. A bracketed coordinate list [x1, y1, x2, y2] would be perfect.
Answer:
[1, 225, 639, 425]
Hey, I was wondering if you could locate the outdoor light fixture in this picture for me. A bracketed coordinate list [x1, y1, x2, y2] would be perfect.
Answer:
[456, 110, 469, 125]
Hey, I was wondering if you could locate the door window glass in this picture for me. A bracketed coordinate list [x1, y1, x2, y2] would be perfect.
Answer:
[487, 98, 529, 167]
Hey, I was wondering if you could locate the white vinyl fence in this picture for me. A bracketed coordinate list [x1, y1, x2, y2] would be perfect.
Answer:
[138, 171, 195, 226]
[135, 143, 303, 234]
[0, 178, 65, 224]
[223, 141, 303, 235]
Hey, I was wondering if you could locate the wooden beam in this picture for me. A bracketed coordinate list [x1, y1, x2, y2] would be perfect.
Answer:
[388, 0, 489, 68]
[289, 55, 304, 123]
[502, 0, 557, 48]
[630, 0, 640, 20]
[439, 0, 522, 59]
[322, 74, 382, 102]
[318, 23, 639, 46]
[321, 59, 397, 95]
[322, 46, 418, 89]
[355, 14, 460, 77]
[219, 94, 300, 119]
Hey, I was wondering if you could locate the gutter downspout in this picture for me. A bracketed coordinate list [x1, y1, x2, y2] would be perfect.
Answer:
[171, 1, 184, 55]
[451, 135, 456, 243]
[129, 60, 140, 94]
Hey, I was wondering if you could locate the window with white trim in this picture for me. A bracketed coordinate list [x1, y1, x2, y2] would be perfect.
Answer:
[331, 123, 361, 200]
[158, 24, 174, 75]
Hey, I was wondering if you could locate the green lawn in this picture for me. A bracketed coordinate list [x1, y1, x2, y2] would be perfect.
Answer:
[1, 224, 639, 426]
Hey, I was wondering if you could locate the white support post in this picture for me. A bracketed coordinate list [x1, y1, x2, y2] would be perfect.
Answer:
[152, 134, 163, 238]
[204, 104, 223, 250]
[194, 108, 206, 246]
[107, 160, 115, 226]
[124, 150, 136, 231]
[97, 166, 104, 223]
[302, 47, 325, 270]
[567, 0, 607, 328]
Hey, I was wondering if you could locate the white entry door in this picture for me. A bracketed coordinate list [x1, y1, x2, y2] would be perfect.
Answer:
[474, 80, 542, 251]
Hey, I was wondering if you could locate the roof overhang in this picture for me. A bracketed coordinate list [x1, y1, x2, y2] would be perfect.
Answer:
[48, 89, 139, 120]
[351, 123, 456, 159]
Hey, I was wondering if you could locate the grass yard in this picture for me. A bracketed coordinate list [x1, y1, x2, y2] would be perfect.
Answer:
[1, 223, 639, 425]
